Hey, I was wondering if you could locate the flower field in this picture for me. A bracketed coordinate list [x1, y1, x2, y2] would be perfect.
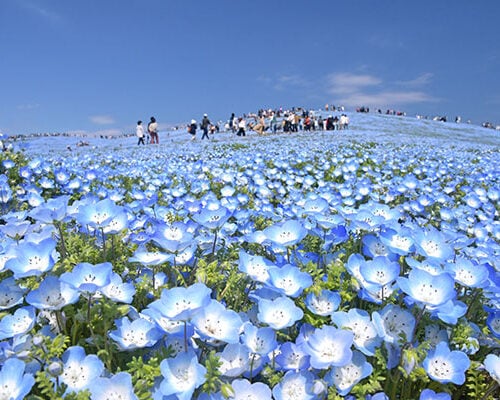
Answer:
[0, 113, 499, 399]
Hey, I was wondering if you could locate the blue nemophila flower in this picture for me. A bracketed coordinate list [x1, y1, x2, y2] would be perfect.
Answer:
[0, 277, 25, 310]
[228, 379, 272, 400]
[257, 296, 303, 330]
[101, 272, 136, 304]
[191, 299, 243, 344]
[267, 264, 313, 298]
[324, 350, 373, 396]
[129, 247, 172, 266]
[241, 322, 277, 355]
[302, 325, 354, 369]
[429, 299, 467, 325]
[238, 250, 275, 283]
[76, 198, 125, 231]
[26, 275, 79, 310]
[344, 253, 371, 288]
[275, 341, 310, 371]
[5, 237, 58, 278]
[263, 219, 308, 247]
[0, 357, 35, 400]
[397, 268, 456, 307]
[159, 350, 207, 400]
[483, 354, 500, 384]
[359, 256, 400, 286]
[60, 262, 112, 294]
[304, 289, 341, 316]
[422, 341, 470, 384]
[192, 205, 231, 230]
[60, 346, 104, 393]
[272, 370, 316, 400]
[445, 257, 489, 288]
[486, 311, 500, 339]
[419, 389, 451, 400]
[413, 227, 454, 262]
[0, 218, 31, 240]
[148, 282, 211, 321]
[109, 316, 163, 350]
[152, 221, 194, 253]
[28, 195, 70, 223]
[379, 227, 415, 256]
[217, 343, 251, 377]
[331, 309, 381, 356]
[89, 372, 138, 400]
[0, 306, 36, 340]
[372, 304, 415, 344]
[362, 235, 396, 260]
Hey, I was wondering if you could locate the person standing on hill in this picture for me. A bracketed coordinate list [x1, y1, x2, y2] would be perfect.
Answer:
[148, 116, 159, 144]
[188, 119, 197, 141]
[136, 120, 145, 145]
[201, 113, 211, 140]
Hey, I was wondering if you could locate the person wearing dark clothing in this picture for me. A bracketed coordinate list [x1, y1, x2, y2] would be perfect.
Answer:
[148, 117, 159, 144]
[201, 114, 211, 140]
[188, 119, 197, 141]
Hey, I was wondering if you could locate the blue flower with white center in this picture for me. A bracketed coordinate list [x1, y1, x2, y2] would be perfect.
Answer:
[302, 325, 354, 369]
[101, 272, 136, 304]
[413, 227, 454, 262]
[0, 277, 25, 310]
[0, 306, 36, 340]
[422, 341, 470, 384]
[483, 354, 500, 384]
[0, 357, 35, 400]
[267, 264, 313, 298]
[217, 343, 251, 377]
[424, 324, 449, 346]
[159, 350, 206, 400]
[129, 247, 172, 266]
[191, 299, 243, 344]
[76, 198, 125, 231]
[324, 350, 373, 396]
[272, 370, 316, 400]
[263, 219, 308, 247]
[331, 309, 381, 356]
[152, 221, 194, 253]
[238, 250, 275, 283]
[445, 257, 489, 288]
[227, 379, 272, 400]
[344, 253, 371, 288]
[109, 316, 163, 350]
[148, 282, 212, 321]
[5, 237, 58, 278]
[419, 389, 451, 400]
[304, 289, 341, 316]
[257, 296, 303, 330]
[60, 346, 104, 393]
[60, 262, 113, 294]
[379, 227, 415, 256]
[372, 304, 415, 345]
[275, 341, 310, 371]
[192, 205, 231, 230]
[359, 256, 400, 287]
[26, 275, 79, 310]
[89, 371, 138, 400]
[241, 322, 277, 355]
[397, 268, 456, 307]
[362, 234, 397, 260]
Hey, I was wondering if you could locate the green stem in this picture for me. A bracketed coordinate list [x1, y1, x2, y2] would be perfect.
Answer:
[55, 221, 68, 260]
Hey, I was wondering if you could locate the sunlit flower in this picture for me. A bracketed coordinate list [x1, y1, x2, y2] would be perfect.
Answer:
[302, 325, 353, 369]
[61, 346, 104, 393]
[89, 372, 138, 400]
[422, 341, 470, 384]
[0, 357, 35, 400]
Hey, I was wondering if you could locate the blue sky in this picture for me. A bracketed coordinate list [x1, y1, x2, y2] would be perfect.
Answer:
[1, 0, 500, 135]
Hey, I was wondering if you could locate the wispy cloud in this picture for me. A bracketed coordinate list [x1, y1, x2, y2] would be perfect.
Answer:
[17, 103, 40, 110]
[327, 72, 438, 108]
[258, 73, 310, 91]
[18, 0, 63, 24]
[89, 115, 116, 125]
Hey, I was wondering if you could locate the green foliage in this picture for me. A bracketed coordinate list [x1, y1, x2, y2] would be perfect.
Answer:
[127, 355, 162, 400]
[199, 351, 223, 395]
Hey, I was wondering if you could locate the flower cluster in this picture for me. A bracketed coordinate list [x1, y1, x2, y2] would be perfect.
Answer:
[0, 115, 499, 399]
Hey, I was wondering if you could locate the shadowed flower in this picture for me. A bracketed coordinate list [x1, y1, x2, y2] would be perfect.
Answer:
[0, 277, 25, 310]
[0, 306, 36, 340]
[26, 275, 79, 310]
[0, 357, 35, 400]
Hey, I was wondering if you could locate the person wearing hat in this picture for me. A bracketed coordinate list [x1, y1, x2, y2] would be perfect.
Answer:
[200, 113, 211, 140]
[188, 119, 197, 141]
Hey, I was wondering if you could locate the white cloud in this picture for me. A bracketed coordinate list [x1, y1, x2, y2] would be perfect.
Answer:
[17, 103, 40, 110]
[89, 115, 115, 125]
[18, 1, 62, 23]
[327, 72, 438, 108]
[259, 73, 310, 91]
